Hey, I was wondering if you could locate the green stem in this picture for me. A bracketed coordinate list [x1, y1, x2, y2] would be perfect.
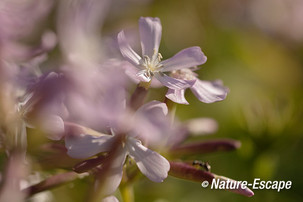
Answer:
[120, 183, 134, 202]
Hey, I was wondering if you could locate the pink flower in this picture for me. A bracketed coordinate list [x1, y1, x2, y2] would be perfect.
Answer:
[167, 69, 229, 104]
[117, 17, 228, 104]
[65, 101, 171, 195]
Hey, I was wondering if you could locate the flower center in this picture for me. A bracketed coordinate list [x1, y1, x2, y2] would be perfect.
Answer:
[140, 50, 163, 77]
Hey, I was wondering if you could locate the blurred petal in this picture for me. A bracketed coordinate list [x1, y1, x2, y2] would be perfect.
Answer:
[154, 73, 195, 90]
[185, 118, 218, 136]
[0, 151, 28, 202]
[40, 115, 65, 140]
[160, 47, 207, 72]
[137, 100, 168, 115]
[65, 134, 114, 159]
[166, 124, 189, 147]
[0, 0, 53, 40]
[117, 31, 142, 67]
[127, 138, 170, 182]
[136, 70, 152, 82]
[57, 0, 109, 65]
[102, 196, 119, 202]
[122, 62, 140, 84]
[139, 17, 162, 58]
[150, 77, 163, 88]
[190, 80, 228, 103]
[100, 145, 127, 196]
[165, 89, 189, 105]
[134, 101, 170, 143]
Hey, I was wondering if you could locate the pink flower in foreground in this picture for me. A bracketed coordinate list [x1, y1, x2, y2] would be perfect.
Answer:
[118, 17, 228, 104]
[65, 101, 171, 195]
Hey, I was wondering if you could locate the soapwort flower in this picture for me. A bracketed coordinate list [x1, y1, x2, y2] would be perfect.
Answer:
[117, 17, 204, 89]
[118, 17, 228, 104]
[167, 69, 229, 104]
[18, 72, 66, 140]
[65, 101, 171, 196]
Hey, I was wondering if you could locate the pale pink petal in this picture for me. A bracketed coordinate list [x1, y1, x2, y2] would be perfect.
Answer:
[185, 118, 218, 136]
[150, 77, 163, 88]
[102, 196, 119, 202]
[160, 47, 207, 72]
[134, 101, 170, 143]
[154, 73, 195, 90]
[165, 89, 189, 105]
[117, 31, 142, 67]
[122, 62, 140, 84]
[137, 100, 168, 115]
[139, 17, 162, 58]
[126, 138, 170, 182]
[65, 134, 114, 159]
[40, 115, 65, 140]
[190, 79, 228, 103]
[100, 146, 127, 197]
[136, 70, 152, 82]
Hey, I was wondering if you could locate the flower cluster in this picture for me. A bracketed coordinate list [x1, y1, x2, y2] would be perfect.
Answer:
[0, 1, 253, 202]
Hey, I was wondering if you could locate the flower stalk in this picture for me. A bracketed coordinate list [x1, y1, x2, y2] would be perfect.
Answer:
[169, 139, 241, 156]
[23, 171, 79, 198]
[129, 81, 151, 110]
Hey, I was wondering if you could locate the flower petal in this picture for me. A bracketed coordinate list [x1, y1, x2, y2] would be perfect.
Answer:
[137, 100, 168, 115]
[117, 30, 142, 67]
[190, 79, 228, 103]
[136, 70, 152, 82]
[134, 101, 170, 143]
[160, 47, 207, 72]
[185, 118, 218, 136]
[165, 89, 189, 105]
[40, 115, 65, 140]
[102, 196, 119, 202]
[139, 17, 162, 58]
[154, 73, 195, 90]
[65, 134, 114, 159]
[150, 77, 163, 88]
[100, 145, 127, 197]
[126, 138, 170, 182]
[122, 62, 140, 84]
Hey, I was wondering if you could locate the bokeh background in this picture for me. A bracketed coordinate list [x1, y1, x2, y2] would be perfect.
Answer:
[2, 0, 303, 201]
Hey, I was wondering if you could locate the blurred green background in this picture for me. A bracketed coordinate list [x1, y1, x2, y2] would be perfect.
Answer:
[18, 0, 303, 201]
[101, 0, 303, 201]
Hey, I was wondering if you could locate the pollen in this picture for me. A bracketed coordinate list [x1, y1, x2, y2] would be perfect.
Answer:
[141, 52, 163, 73]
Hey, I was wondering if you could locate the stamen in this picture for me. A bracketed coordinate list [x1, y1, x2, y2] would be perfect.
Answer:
[143, 55, 150, 64]
[141, 52, 163, 73]
[157, 53, 163, 61]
